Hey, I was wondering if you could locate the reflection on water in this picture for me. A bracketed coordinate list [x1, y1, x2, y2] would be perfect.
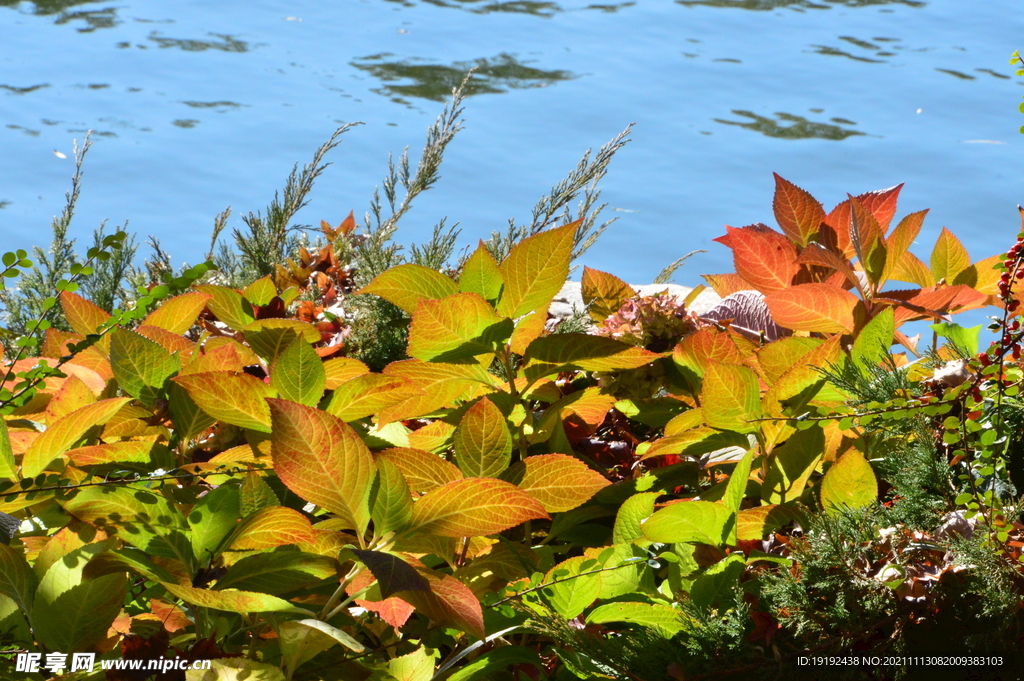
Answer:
[148, 32, 253, 52]
[676, 0, 924, 9]
[182, 101, 246, 110]
[935, 68, 975, 80]
[0, 0, 121, 31]
[6, 124, 41, 137]
[385, 0, 561, 15]
[811, 44, 884, 63]
[352, 53, 574, 103]
[54, 6, 119, 31]
[714, 110, 864, 140]
[0, 0, 95, 14]
[425, 0, 560, 15]
[1, 84, 50, 94]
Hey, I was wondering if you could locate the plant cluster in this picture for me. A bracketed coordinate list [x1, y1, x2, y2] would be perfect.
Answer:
[2, 91, 1024, 681]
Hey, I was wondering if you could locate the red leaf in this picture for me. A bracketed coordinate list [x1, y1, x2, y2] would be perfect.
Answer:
[713, 224, 800, 293]
[764, 283, 858, 334]
[772, 174, 825, 247]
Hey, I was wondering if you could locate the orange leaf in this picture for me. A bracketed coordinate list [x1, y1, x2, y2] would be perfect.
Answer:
[396, 567, 484, 638]
[66, 442, 166, 466]
[892, 285, 987, 325]
[581, 266, 635, 322]
[324, 374, 423, 423]
[268, 399, 376, 534]
[508, 303, 549, 357]
[701, 273, 758, 298]
[501, 453, 610, 513]
[713, 224, 799, 293]
[22, 398, 130, 477]
[378, 360, 491, 425]
[181, 343, 243, 376]
[854, 183, 902, 232]
[764, 283, 858, 334]
[772, 173, 824, 247]
[407, 477, 548, 538]
[45, 374, 97, 421]
[376, 448, 463, 493]
[226, 506, 315, 550]
[794, 243, 859, 290]
[930, 226, 971, 283]
[135, 325, 196, 358]
[882, 209, 927, 285]
[60, 291, 111, 337]
[172, 371, 273, 432]
[323, 357, 370, 390]
[889, 252, 935, 288]
[143, 292, 212, 335]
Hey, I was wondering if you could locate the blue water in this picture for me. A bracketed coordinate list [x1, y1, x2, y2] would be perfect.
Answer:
[1, 0, 1022, 289]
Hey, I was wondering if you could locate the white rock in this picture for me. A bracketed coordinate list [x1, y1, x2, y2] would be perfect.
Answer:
[550, 281, 722, 320]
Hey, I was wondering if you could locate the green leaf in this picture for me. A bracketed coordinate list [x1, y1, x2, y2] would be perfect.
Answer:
[244, 275, 278, 307]
[930, 322, 981, 357]
[187, 659, 285, 681]
[851, 307, 895, 368]
[641, 500, 734, 547]
[700, 363, 761, 434]
[188, 485, 240, 562]
[454, 397, 512, 478]
[278, 619, 364, 676]
[459, 240, 504, 302]
[0, 418, 16, 481]
[214, 552, 338, 595]
[407, 293, 512, 364]
[168, 383, 217, 440]
[587, 602, 688, 638]
[370, 456, 413, 535]
[389, 647, 437, 681]
[162, 582, 313, 615]
[613, 492, 659, 544]
[195, 284, 256, 330]
[722, 448, 754, 515]
[542, 555, 603, 619]
[0, 544, 37, 614]
[820, 449, 878, 513]
[63, 486, 194, 567]
[523, 334, 660, 381]
[239, 472, 279, 518]
[271, 337, 327, 407]
[762, 426, 825, 505]
[242, 320, 320, 363]
[497, 220, 578, 319]
[34, 572, 126, 653]
[268, 399, 376, 535]
[690, 554, 745, 609]
[358, 264, 459, 314]
[447, 647, 544, 681]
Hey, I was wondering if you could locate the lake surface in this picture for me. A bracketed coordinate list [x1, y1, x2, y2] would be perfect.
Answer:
[1, 0, 1022, 292]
